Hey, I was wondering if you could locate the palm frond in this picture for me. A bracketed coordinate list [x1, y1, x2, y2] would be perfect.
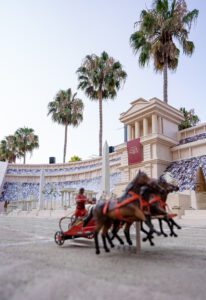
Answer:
[182, 40, 195, 56]
[183, 9, 199, 29]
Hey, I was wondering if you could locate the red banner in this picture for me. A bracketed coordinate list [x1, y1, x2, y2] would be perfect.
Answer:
[127, 138, 142, 165]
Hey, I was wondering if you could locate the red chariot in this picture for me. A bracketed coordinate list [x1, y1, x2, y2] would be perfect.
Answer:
[54, 213, 96, 246]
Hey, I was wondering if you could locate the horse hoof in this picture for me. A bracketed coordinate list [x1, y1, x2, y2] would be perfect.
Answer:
[142, 237, 147, 242]
[96, 250, 100, 255]
[120, 241, 124, 245]
[164, 234, 168, 237]
[111, 244, 115, 248]
[105, 249, 110, 253]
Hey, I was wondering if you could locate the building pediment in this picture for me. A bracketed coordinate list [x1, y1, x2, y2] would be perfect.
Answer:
[120, 98, 149, 119]
[120, 97, 184, 124]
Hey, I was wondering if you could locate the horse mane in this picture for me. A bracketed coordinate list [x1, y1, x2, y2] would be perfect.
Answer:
[124, 170, 150, 194]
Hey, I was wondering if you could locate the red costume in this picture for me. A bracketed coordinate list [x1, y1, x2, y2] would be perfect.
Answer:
[74, 194, 88, 217]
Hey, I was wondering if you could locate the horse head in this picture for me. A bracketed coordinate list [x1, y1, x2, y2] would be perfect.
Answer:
[139, 179, 165, 201]
[125, 170, 151, 194]
[158, 176, 179, 194]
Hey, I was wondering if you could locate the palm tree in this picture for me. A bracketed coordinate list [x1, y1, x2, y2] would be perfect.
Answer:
[77, 51, 127, 156]
[130, 0, 198, 103]
[179, 107, 200, 130]
[69, 155, 82, 162]
[0, 135, 18, 163]
[15, 127, 39, 164]
[48, 88, 84, 163]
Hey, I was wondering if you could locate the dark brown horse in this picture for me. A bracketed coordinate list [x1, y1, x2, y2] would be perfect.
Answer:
[140, 177, 180, 245]
[111, 177, 179, 247]
[92, 171, 164, 254]
[156, 177, 181, 237]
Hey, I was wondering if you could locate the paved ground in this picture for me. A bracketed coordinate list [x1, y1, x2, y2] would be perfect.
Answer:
[0, 216, 206, 300]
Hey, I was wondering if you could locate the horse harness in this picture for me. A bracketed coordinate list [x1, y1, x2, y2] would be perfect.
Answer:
[102, 191, 162, 222]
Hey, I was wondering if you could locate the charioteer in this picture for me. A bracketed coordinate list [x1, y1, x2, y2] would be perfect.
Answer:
[74, 188, 93, 221]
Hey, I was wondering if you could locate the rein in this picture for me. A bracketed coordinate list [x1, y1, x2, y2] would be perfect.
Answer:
[102, 191, 166, 222]
[102, 191, 140, 217]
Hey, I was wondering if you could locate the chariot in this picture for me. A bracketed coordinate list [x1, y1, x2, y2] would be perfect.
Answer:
[54, 214, 96, 246]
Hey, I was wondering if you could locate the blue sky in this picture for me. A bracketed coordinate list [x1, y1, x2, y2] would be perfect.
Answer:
[0, 0, 205, 164]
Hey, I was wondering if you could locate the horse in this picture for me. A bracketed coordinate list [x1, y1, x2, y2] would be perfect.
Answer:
[92, 170, 164, 254]
[140, 176, 180, 244]
[156, 176, 181, 237]
[111, 177, 179, 247]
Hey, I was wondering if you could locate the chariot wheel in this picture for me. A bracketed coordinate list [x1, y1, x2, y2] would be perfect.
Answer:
[54, 231, 65, 246]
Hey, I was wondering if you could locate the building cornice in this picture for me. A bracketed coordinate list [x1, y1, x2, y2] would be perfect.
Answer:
[140, 134, 178, 146]
[171, 138, 206, 152]
[120, 97, 184, 125]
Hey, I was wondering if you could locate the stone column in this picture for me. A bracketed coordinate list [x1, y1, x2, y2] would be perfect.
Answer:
[152, 114, 158, 134]
[158, 116, 163, 134]
[143, 118, 148, 136]
[124, 125, 128, 142]
[127, 125, 132, 141]
[135, 121, 140, 139]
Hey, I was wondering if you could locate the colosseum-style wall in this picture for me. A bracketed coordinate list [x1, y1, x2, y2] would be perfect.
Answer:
[1, 97, 206, 208]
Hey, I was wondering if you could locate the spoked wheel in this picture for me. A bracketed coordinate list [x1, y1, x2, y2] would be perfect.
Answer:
[54, 231, 65, 246]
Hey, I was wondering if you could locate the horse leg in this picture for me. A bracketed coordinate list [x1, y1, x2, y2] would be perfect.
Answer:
[123, 222, 133, 246]
[94, 231, 100, 255]
[101, 235, 110, 252]
[110, 220, 124, 245]
[141, 222, 151, 241]
[158, 219, 168, 237]
[141, 220, 155, 246]
[94, 223, 102, 255]
[170, 218, 181, 230]
[163, 218, 178, 237]
[111, 221, 124, 245]
[132, 207, 155, 245]
[144, 216, 161, 246]
[106, 232, 115, 248]
[145, 215, 161, 236]
[104, 222, 115, 248]
[141, 221, 154, 239]
[101, 225, 111, 252]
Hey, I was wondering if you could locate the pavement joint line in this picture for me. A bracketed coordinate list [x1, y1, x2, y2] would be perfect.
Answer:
[182, 226, 206, 230]
[0, 239, 54, 248]
[0, 225, 53, 240]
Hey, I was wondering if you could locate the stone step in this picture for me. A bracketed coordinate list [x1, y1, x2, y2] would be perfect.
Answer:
[181, 209, 206, 220]
[181, 216, 206, 220]
[16, 210, 31, 217]
[184, 210, 206, 216]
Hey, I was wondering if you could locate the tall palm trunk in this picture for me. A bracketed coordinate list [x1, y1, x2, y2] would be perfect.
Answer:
[63, 124, 68, 163]
[163, 63, 168, 103]
[23, 152, 26, 164]
[98, 93, 103, 156]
